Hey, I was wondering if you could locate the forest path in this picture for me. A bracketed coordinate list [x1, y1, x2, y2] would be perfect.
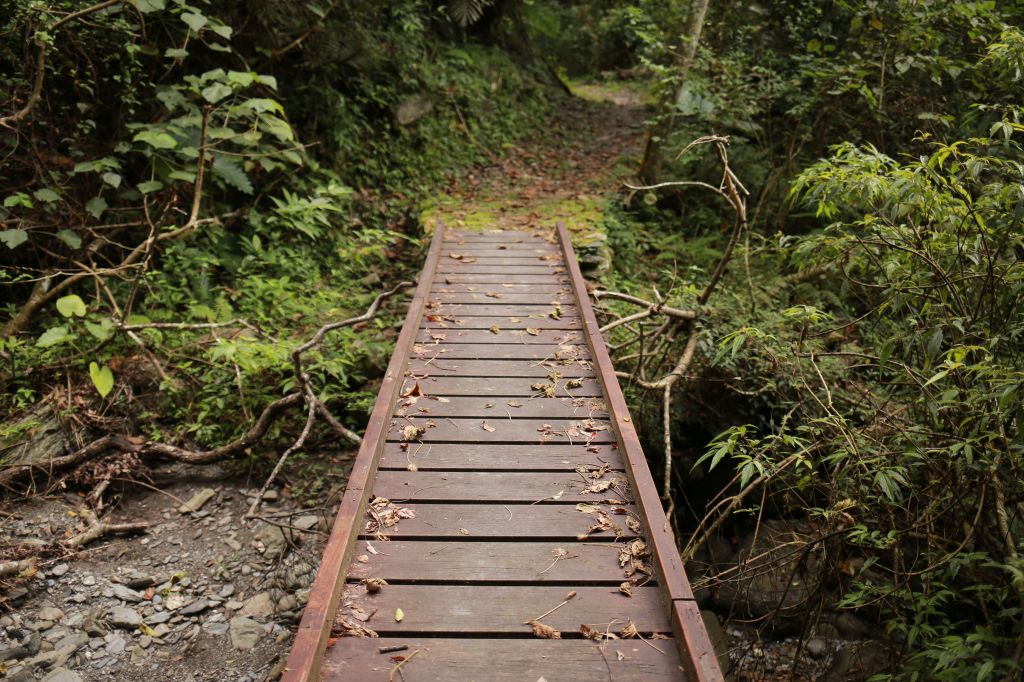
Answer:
[421, 83, 648, 242]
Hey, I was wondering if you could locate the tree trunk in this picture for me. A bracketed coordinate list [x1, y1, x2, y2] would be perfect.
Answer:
[637, 0, 711, 184]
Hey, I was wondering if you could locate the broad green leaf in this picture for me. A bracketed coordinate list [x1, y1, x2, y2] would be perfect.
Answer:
[85, 319, 114, 341]
[227, 71, 255, 87]
[133, 0, 166, 12]
[56, 294, 87, 318]
[86, 196, 107, 219]
[37, 326, 74, 348]
[57, 229, 82, 249]
[3, 193, 33, 209]
[212, 157, 253, 194]
[137, 180, 164, 194]
[34, 188, 61, 203]
[181, 12, 207, 32]
[0, 229, 29, 249]
[102, 172, 122, 188]
[209, 24, 233, 39]
[89, 362, 115, 398]
[164, 47, 189, 59]
[201, 82, 232, 104]
[134, 130, 177, 149]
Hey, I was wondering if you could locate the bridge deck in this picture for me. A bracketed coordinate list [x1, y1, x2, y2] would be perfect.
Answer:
[283, 223, 722, 681]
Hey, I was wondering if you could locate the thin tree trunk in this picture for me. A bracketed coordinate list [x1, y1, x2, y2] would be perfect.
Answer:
[638, 0, 711, 184]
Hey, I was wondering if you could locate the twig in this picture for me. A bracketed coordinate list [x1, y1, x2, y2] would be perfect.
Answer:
[388, 649, 420, 682]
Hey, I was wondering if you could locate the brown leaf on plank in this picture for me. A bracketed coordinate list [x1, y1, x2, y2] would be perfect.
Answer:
[481, 422, 496, 432]
[489, 325, 501, 334]
[527, 620, 561, 639]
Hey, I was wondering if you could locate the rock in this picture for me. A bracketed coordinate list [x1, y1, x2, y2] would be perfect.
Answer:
[107, 607, 142, 629]
[178, 488, 217, 514]
[229, 617, 263, 650]
[0, 633, 40, 661]
[238, 592, 274, 619]
[41, 668, 83, 682]
[130, 644, 148, 663]
[81, 575, 96, 587]
[145, 611, 171, 625]
[83, 612, 108, 637]
[806, 638, 828, 658]
[112, 584, 144, 603]
[395, 94, 433, 126]
[276, 595, 298, 613]
[178, 599, 210, 617]
[38, 607, 65, 622]
[261, 489, 279, 501]
[225, 600, 244, 611]
[825, 641, 890, 681]
[219, 584, 235, 598]
[50, 563, 70, 577]
[139, 635, 152, 649]
[700, 610, 730, 673]
[835, 612, 872, 639]
[293, 515, 322, 532]
[105, 636, 126, 655]
[54, 632, 88, 651]
[121, 570, 157, 590]
[254, 524, 287, 557]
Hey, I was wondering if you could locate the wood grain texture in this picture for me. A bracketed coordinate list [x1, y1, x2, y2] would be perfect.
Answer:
[403, 375, 603, 397]
[338, 584, 668, 633]
[437, 273, 569, 284]
[421, 315, 579, 330]
[323, 638, 686, 681]
[346, 540, 635, 583]
[392, 395, 607, 419]
[425, 303, 578, 317]
[410, 342, 590, 360]
[430, 291, 574, 304]
[378, 442, 620, 470]
[361, 502, 636, 538]
[416, 328, 583, 344]
[407, 358, 593, 378]
[386, 418, 614, 444]
[370, 470, 633, 503]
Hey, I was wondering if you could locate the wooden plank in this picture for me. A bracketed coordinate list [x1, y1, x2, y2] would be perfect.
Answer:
[673, 600, 724, 682]
[338, 584, 668, 634]
[421, 316, 579, 330]
[431, 291, 574, 304]
[439, 250, 562, 259]
[416, 328, 583, 344]
[378, 442, 620, 470]
[410, 343, 591, 360]
[370, 471, 632, 503]
[438, 274, 568, 284]
[281, 221, 448, 682]
[442, 241, 557, 250]
[425, 303, 578, 317]
[439, 256, 563, 265]
[359, 502, 636, 537]
[432, 283, 570, 294]
[407, 358, 593, 378]
[347, 540, 633, 583]
[386, 418, 614, 444]
[444, 230, 546, 239]
[322, 638, 686, 681]
[437, 264, 562, 274]
[392, 396, 607, 419]
[402, 376, 603, 397]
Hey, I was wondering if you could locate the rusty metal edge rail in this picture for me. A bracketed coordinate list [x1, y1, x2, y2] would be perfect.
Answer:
[556, 221, 723, 682]
[281, 222, 447, 682]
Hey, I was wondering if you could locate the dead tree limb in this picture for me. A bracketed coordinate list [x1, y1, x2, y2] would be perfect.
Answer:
[604, 135, 748, 504]
[246, 280, 414, 516]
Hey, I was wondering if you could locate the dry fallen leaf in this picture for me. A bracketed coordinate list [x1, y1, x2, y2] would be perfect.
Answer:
[527, 620, 561, 639]
[507, 400, 523, 408]
[619, 581, 633, 597]
[489, 325, 501, 334]
[486, 291, 500, 298]
[585, 481, 613, 494]
[481, 422, 496, 432]
[526, 327, 541, 336]
[364, 578, 388, 594]
[620, 620, 639, 639]
[402, 425, 424, 441]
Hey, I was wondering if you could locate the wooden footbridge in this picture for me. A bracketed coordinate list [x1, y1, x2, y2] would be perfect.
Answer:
[283, 223, 722, 681]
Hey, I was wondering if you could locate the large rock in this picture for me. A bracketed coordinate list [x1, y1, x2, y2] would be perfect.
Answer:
[254, 524, 286, 558]
[395, 94, 433, 126]
[41, 669, 83, 682]
[107, 606, 142, 629]
[0, 404, 68, 468]
[229, 617, 263, 650]
[714, 519, 819, 627]
[238, 592, 274, 620]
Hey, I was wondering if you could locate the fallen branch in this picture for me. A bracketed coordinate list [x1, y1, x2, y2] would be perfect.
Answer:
[0, 510, 147, 577]
[246, 280, 414, 516]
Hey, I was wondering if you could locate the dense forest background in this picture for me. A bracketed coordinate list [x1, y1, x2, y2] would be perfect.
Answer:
[2, 1, 1023, 679]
